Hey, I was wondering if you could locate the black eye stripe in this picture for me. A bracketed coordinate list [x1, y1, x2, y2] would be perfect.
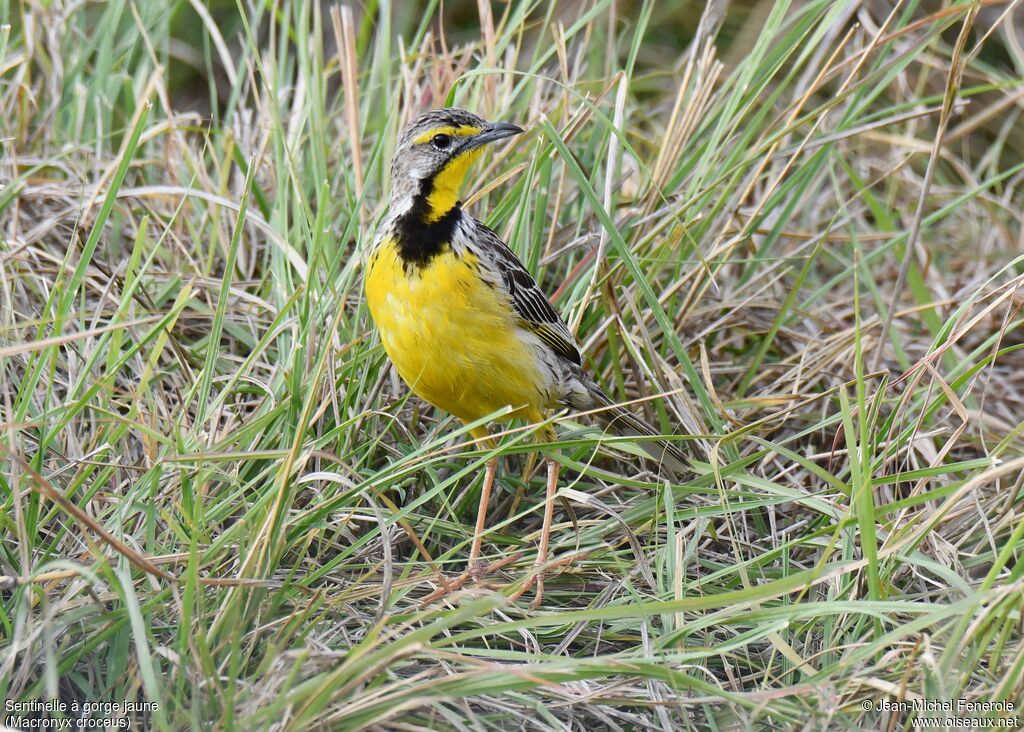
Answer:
[431, 134, 453, 150]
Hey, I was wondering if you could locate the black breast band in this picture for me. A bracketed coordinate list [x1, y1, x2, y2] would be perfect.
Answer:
[394, 176, 462, 269]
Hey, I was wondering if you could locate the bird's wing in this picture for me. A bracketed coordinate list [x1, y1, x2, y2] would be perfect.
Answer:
[473, 221, 582, 366]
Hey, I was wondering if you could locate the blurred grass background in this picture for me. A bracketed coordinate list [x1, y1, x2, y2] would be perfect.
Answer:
[2, 0, 1024, 729]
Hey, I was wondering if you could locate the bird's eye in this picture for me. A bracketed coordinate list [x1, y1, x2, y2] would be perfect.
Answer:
[431, 134, 452, 150]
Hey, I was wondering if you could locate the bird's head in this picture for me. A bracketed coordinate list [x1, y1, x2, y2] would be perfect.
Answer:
[388, 108, 523, 221]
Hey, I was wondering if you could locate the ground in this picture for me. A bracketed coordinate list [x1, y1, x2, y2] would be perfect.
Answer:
[1, 1, 1023, 729]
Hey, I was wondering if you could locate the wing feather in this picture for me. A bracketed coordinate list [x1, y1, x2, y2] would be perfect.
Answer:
[473, 222, 581, 366]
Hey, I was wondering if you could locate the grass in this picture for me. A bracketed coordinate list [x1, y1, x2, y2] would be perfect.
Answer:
[2, 0, 1024, 728]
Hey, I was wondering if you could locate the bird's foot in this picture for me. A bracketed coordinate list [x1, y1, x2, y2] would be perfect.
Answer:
[419, 553, 522, 607]
[507, 551, 588, 610]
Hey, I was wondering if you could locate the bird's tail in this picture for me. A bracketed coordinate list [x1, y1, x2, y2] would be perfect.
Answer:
[583, 380, 688, 477]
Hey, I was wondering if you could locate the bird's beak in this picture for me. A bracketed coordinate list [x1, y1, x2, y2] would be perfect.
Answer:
[462, 121, 524, 152]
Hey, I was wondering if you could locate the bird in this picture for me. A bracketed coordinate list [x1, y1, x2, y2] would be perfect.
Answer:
[364, 107, 686, 607]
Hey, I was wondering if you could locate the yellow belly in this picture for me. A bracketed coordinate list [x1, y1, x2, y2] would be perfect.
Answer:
[365, 238, 546, 424]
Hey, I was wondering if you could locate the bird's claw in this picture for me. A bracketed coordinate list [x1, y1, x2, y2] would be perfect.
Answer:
[419, 553, 523, 607]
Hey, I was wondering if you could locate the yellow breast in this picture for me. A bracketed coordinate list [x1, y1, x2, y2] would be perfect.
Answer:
[365, 237, 547, 424]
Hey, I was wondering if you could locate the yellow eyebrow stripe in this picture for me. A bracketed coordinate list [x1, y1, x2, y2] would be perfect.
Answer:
[412, 124, 482, 145]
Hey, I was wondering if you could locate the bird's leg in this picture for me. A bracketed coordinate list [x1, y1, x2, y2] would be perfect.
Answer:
[420, 429, 505, 606]
[530, 456, 559, 610]
[508, 456, 560, 607]
[468, 455, 498, 576]
[507, 423, 563, 608]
